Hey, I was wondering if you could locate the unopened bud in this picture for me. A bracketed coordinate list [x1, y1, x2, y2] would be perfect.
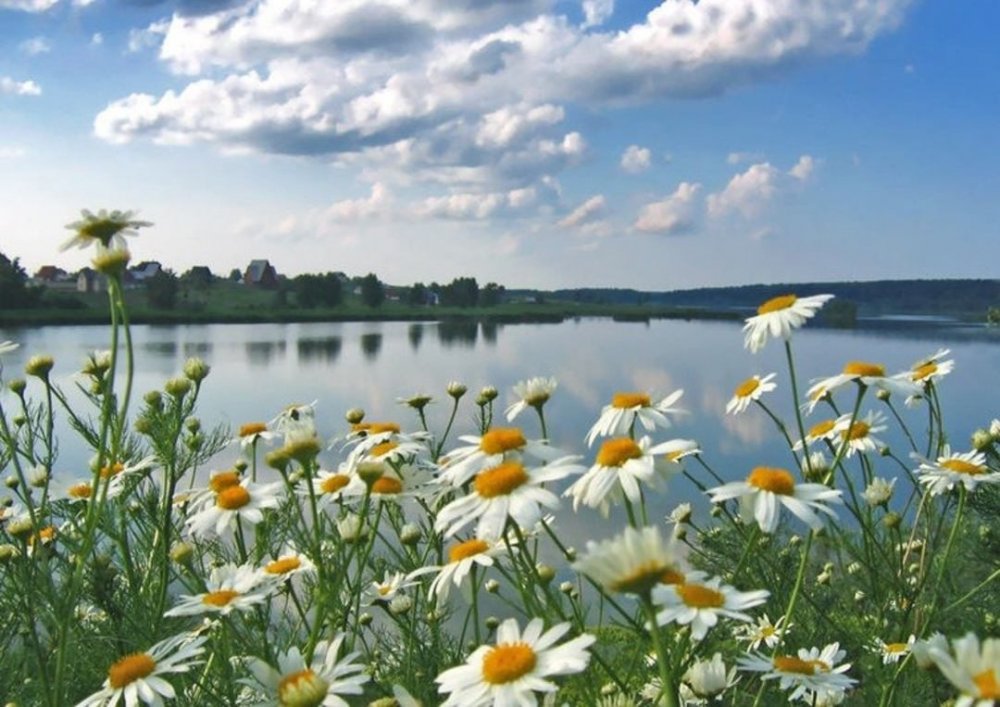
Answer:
[446, 381, 467, 399]
[484, 579, 500, 593]
[359, 613, 373, 626]
[972, 429, 994, 452]
[389, 596, 412, 615]
[25, 355, 54, 379]
[400, 523, 422, 546]
[535, 563, 556, 585]
[7, 379, 25, 395]
[183, 357, 210, 383]
[357, 461, 386, 486]
[876, 388, 891, 401]
[883, 512, 902, 529]
[485, 616, 500, 630]
[345, 408, 365, 424]
[170, 541, 194, 564]
[164, 376, 191, 398]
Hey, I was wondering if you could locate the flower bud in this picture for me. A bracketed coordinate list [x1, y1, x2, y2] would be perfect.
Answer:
[403, 394, 432, 411]
[11, 415, 25, 428]
[164, 376, 191, 398]
[883, 512, 902, 529]
[28, 466, 48, 488]
[25, 355, 54, 380]
[400, 523, 421, 546]
[284, 436, 321, 465]
[265, 448, 291, 473]
[972, 428, 994, 452]
[7, 379, 25, 395]
[93, 248, 131, 276]
[337, 514, 364, 543]
[184, 417, 201, 433]
[484, 616, 500, 630]
[535, 563, 556, 585]
[479, 385, 498, 402]
[559, 581, 574, 594]
[389, 596, 412, 615]
[0, 544, 19, 563]
[446, 381, 467, 399]
[170, 541, 194, 564]
[234, 459, 249, 473]
[134, 416, 153, 435]
[359, 612, 373, 626]
[4, 476, 18, 490]
[357, 461, 386, 487]
[876, 388, 891, 402]
[345, 408, 365, 424]
[484, 579, 500, 593]
[183, 357, 210, 383]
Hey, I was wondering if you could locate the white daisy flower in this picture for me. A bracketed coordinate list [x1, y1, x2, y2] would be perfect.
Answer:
[564, 436, 683, 517]
[184, 479, 283, 539]
[75, 632, 206, 707]
[436, 618, 595, 707]
[899, 348, 955, 386]
[707, 466, 842, 534]
[234, 421, 278, 451]
[652, 576, 769, 641]
[435, 455, 582, 539]
[870, 636, 915, 665]
[861, 477, 896, 507]
[684, 652, 739, 700]
[742, 293, 834, 354]
[62, 208, 151, 252]
[805, 361, 921, 412]
[736, 614, 793, 651]
[270, 401, 318, 443]
[0, 340, 19, 356]
[439, 427, 566, 487]
[832, 410, 888, 457]
[924, 632, 1000, 707]
[260, 544, 317, 580]
[504, 376, 558, 422]
[911, 632, 950, 669]
[310, 466, 366, 506]
[62, 476, 125, 504]
[364, 571, 418, 606]
[408, 535, 509, 606]
[165, 563, 277, 617]
[346, 435, 431, 472]
[244, 635, 369, 707]
[572, 525, 686, 596]
[585, 389, 685, 447]
[793, 419, 840, 450]
[726, 374, 777, 415]
[738, 643, 856, 705]
[914, 447, 1000, 495]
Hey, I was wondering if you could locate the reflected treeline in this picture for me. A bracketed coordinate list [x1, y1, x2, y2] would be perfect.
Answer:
[297, 336, 342, 363]
[408, 323, 424, 351]
[360, 333, 382, 361]
[437, 320, 478, 348]
[481, 321, 499, 345]
[245, 340, 287, 366]
[183, 341, 213, 357]
[143, 341, 178, 356]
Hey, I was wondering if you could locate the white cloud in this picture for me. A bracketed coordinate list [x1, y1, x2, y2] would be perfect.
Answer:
[727, 151, 763, 165]
[557, 194, 605, 228]
[620, 144, 651, 174]
[128, 22, 169, 54]
[325, 182, 391, 221]
[789, 154, 815, 180]
[0, 0, 58, 10]
[476, 103, 564, 148]
[581, 0, 614, 28]
[0, 77, 42, 96]
[91, 33, 104, 46]
[19, 37, 51, 55]
[707, 162, 780, 219]
[633, 181, 701, 235]
[415, 184, 542, 220]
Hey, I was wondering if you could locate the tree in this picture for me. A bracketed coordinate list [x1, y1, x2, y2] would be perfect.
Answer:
[228, 268, 242, 283]
[146, 269, 179, 310]
[479, 282, 505, 307]
[407, 282, 428, 305]
[360, 273, 385, 308]
[0, 252, 39, 308]
[440, 276, 479, 307]
[295, 273, 344, 308]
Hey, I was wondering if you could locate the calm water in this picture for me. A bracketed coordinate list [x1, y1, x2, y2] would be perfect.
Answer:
[2, 318, 999, 536]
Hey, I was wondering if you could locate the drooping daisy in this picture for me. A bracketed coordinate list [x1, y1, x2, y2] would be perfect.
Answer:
[408, 535, 509, 605]
[651, 575, 769, 641]
[870, 636, 916, 665]
[75, 632, 207, 707]
[792, 419, 839, 451]
[738, 643, 856, 705]
[435, 455, 583, 539]
[898, 348, 955, 387]
[707, 466, 842, 534]
[585, 389, 685, 447]
[62, 475, 125, 504]
[260, 544, 317, 581]
[805, 361, 921, 410]
[726, 374, 777, 415]
[742, 293, 834, 354]
[504, 376, 558, 422]
[684, 652, 739, 701]
[572, 525, 685, 596]
[832, 410, 887, 457]
[165, 563, 277, 617]
[914, 447, 1000, 495]
[436, 618, 595, 707]
[438, 427, 566, 487]
[184, 479, 283, 538]
[244, 635, 369, 707]
[861, 477, 896, 507]
[736, 614, 793, 651]
[63, 208, 152, 252]
[270, 401, 318, 443]
[564, 436, 684, 516]
[924, 632, 1000, 707]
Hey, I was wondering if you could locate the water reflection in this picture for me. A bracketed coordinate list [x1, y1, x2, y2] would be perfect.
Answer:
[245, 340, 287, 366]
[480, 321, 499, 345]
[297, 336, 342, 363]
[183, 341, 213, 357]
[360, 333, 382, 360]
[143, 341, 178, 356]
[408, 323, 424, 351]
[437, 320, 478, 348]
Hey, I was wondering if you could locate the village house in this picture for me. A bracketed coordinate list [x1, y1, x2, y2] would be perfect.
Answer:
[243, 259, 279, 288]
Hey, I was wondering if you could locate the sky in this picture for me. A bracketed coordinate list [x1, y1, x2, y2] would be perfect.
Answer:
[1, 0, 998, 291]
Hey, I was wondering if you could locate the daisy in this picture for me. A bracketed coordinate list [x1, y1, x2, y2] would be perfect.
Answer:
[345, 434, 431, 472]
[62, 476, 124, 504]
[260, 544, 317, 580]
[435, 455, 583, 539]
[707, 466, 842, 534]
[914, 447, 1000, 495]
[911, 632, 950, 670]
[736, 614, 793, 651]
[899, 348, 955, 386]
[870, 636, 915, 665]
[924, 632, 1000, 707]
[585, 389, 685, 447]
[504, 376, 558, 422]
[564, 436, 683, 516]
[684, 653, 739, 700]
[165, 563, 276, 617]
[235, 421, 278, 451]
[792, 419, 839, 451]
[76, 632, 207, 707]
[738, 643, 856, 705]
[408, 535, 509, 605]
[805, 361, 921, 411]
[439, 427, 566, 487]
[832, 410, 887, 457]
[244, 635, 369, 707]
[726, 374, 777, 415]
[651, 575, 769, 641]
[742, 293, 834, 354]
[572, 525, 685, 596]
[184, 479, 283, 538]
[310, 466, 366, 506]
[861, 477, 896, 507]
[364, 571, 418, 606]
[63, 209, 151, 252]
[436, 618, 595, 707]
[270, 401, 318, 444]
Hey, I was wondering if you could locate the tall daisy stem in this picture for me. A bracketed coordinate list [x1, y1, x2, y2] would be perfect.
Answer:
[641, 595, 678, 707]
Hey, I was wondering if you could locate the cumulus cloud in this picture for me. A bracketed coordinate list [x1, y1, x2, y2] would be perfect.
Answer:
[789, 154, 815, 180]
[19, 37, 51, 55]
[557, 194, 605, 228]
[0, 0, 58, 10]
[581, 0, 613, 28]
[0, 77, 42, 96]
[325, 182, 392, 221]
[633, 181, 701, 235]
[707, 162, 780, 219]
[620, 144, 651, 174]
[727, 151, 763, 165]
[415, 183, 547, 220]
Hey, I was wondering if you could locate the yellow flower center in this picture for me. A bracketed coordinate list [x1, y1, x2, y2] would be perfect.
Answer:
[100, 462, 125, 479]
[372, 477, 403, 495]
[609, 561, 672, 595]
[216, 485, 251, 510]
[773, 656, 830, 675]
[734, 378, 761, 398]
[30, 526, 56, 546]
[69, 482, 93, 499]
[108, 652, 156, 689]
[941, 459, 985, 476]
[370, 441, 398, 458]
[885, 642, 909, 654]
[240, 422, 268, 437]
[353, 421, 400, 435]
[676, 583, 726, 608]
[482, 643, 537, 685]
[611, 392, 651, 409]
[973, 669, 999, 699]
[202, 589, 240, 607]
[596, 438, 643, 468]
[448, 538, 490, 563]
[808, 420, 836, 438]
[474, 462, 529, 498]
[911, 363, 937, 381]
[278, 668, 331, 707]
[841, 421, 871, 441]
[320, 474, 351, 494]
[479, 428, 527, 455]
[757, 294, 797, 315]
[209, 470, 241, 493]
[842, 361, 885, 377]
[747, 467, 796, 496]
[659, 568, 685, 585]
[266, 557, 302, 575]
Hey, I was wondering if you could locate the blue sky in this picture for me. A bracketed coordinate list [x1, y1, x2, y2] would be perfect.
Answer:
[1, 0, 997, 290]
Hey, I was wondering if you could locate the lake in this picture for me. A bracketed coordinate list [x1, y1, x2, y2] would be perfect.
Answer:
[2, 317, 998, 536]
